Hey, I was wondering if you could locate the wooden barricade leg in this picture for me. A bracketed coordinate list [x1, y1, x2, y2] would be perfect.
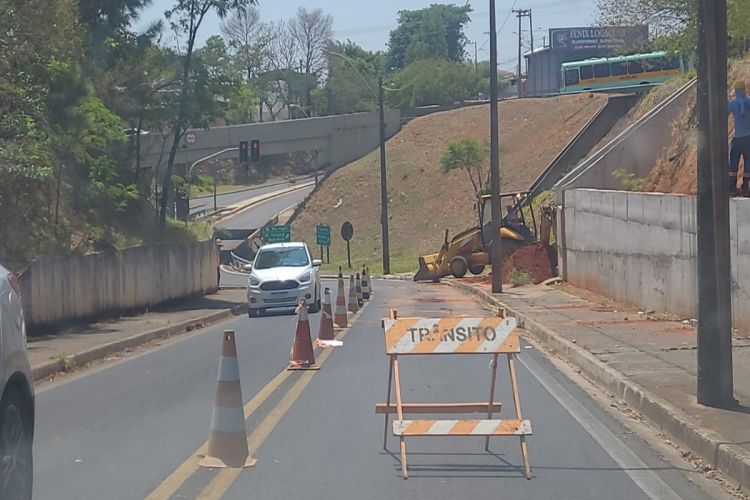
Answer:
[383, 355, 394, 450]
[507, 353, 532, 479]
[393, 354, 408, 479]
[485, 353, 500, 451]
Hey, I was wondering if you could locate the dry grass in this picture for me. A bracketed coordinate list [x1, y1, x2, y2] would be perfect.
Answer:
[292, 94, 608, 272]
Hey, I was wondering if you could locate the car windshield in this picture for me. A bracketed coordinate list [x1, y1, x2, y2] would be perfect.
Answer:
[254, 247, 309, 269]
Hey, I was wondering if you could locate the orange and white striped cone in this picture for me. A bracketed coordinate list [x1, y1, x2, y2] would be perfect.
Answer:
[199, 330, 256, 468]
[334, 276, 348, 328]
[355, 273, 364, 307]
[361, 265, 370, 300]
[347, 275, 359, 314]
[317, 288, 340, 347]
[289, 300, 319, 370]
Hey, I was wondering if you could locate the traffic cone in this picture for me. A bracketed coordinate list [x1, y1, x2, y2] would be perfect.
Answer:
[317, 288, 339, 347]
[361, 266, 370, 300]
[334, 276, 348, 328]
[347, 275, 359, 313]
[199, 331, 256, 468]
[355, 273, 364, 307]
[366, 266, 374, 296]
[289, 300, 319, 370]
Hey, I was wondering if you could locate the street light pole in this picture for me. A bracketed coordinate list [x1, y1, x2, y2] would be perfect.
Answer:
[696, 0, 734, 408]
[379, 76, 391, 275]
[489, 0, 503, 294]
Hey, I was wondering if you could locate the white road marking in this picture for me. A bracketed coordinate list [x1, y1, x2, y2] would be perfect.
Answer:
[518, 353, 683, 500]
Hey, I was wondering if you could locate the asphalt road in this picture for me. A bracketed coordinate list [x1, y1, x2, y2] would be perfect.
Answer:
[218, 184, 313, 232]
[32, 280, 720, 500]
[189, 176, 314, 217]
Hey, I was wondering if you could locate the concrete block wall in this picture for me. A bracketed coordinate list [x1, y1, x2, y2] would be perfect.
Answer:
[20, 241, 218, 332]
[562, 189, 730, 324]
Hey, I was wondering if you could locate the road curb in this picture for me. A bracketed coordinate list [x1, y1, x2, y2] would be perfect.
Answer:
[448, 280, 750, 494]
[32, 303, 247, 383]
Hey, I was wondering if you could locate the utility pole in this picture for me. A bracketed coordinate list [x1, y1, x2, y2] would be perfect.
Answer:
[379, 76, 391, 275]
[515, 9, 523, 97]
[513, 9, 532, 97]
[472, 40, 479, 99]
[489, 0, 502, 294]
[696, 0, 734, 408]
[528, 10, 534, 54]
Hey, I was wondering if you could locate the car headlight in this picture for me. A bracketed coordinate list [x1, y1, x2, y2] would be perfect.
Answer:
[248, 275, 261, 287]
[299, 271, 311, 283]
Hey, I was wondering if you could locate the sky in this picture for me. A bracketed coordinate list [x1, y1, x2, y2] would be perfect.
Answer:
[136, 0, 600, 72]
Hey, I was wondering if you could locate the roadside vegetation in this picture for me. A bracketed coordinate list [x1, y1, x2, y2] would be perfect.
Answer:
[0, 1, 509, 270]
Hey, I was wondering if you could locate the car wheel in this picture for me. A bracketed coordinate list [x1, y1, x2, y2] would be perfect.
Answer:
[0, 385, 33, 500]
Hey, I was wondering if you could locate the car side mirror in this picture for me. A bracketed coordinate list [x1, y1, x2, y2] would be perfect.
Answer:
[243, 263, 253, 271]
[312, 259, 323, 267]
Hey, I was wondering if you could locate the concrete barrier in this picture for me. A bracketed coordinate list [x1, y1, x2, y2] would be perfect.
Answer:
[560, 189, 750, 328]
[20, 241, 218, 333]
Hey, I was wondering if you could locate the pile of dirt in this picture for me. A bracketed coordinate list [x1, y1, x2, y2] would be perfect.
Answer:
[291, 94, 608, 272]
[505, 243, 556, 284]
[461, 244, 555, 286]
[643, 57, 750, 194]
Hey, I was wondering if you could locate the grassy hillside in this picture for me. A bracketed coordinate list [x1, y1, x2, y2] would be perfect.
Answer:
[292, 94, 608, 273]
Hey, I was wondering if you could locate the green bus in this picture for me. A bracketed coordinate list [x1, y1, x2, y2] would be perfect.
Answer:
[560, 51, 684, 93]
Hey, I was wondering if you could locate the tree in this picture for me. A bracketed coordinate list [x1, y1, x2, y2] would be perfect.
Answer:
[323, 40, 383, 115]
[289, 7, 333, 77]
[440, 138, 489, 200]
[389, 59, 474, 108]
[597, 0, 750, 58]
[158, 0, 256, 232]
[388, 4, 471, 70]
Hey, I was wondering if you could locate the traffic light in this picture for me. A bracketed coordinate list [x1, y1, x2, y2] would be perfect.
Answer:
[251, 140, 260, 162]
[239, 141, 249, 163]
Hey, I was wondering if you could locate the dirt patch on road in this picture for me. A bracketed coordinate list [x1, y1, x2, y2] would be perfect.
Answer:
[292, 94, 608, 273]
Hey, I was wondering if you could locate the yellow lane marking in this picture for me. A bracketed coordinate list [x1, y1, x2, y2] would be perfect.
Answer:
[196, 306, 367, 500]
[144, 303, 368, 500]
[144, 368, 293, 500]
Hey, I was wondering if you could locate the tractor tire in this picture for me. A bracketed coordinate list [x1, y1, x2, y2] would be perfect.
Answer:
[469, 264, 485, 276]
[449, 257, 469, 278]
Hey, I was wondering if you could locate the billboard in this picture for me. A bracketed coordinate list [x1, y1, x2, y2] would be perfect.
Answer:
[550, 26, 648, 52]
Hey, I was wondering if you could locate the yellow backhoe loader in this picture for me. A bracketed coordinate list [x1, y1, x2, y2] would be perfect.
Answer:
[414, 191, 553, 281]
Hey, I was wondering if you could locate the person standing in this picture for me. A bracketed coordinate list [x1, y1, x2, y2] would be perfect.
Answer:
[728, 81, 750, 195]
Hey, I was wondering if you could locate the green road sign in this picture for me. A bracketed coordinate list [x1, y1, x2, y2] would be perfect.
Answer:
[262, 225, 291, 243]
[316, 224, 331, 246]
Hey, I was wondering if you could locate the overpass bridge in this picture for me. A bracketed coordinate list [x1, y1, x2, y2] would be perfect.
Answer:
[138, 110, 401, 176]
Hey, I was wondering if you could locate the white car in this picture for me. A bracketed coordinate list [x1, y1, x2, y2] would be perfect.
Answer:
[0, 264, 34, 499]
[246, 242, 322, 317]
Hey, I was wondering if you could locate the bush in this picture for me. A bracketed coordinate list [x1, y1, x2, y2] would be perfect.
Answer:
[509, 268, 531, 287]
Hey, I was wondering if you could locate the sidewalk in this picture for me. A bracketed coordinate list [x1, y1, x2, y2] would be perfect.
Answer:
[451, 279, 750, 494]
[28, 288, 246, 382]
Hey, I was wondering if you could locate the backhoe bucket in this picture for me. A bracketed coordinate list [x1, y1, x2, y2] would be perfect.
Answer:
[414, 254, 442, 281]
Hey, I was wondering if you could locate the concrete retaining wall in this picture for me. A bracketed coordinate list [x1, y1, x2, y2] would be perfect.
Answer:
[530, 94, 639, 195]
[554, 79, 696, 198]
[20, 241, 218, 332]
[561, 189, 750, 328]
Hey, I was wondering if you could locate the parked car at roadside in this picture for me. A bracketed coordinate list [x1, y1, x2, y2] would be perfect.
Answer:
[0, 264, 34, 499]
[246, 242, 322, 317]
